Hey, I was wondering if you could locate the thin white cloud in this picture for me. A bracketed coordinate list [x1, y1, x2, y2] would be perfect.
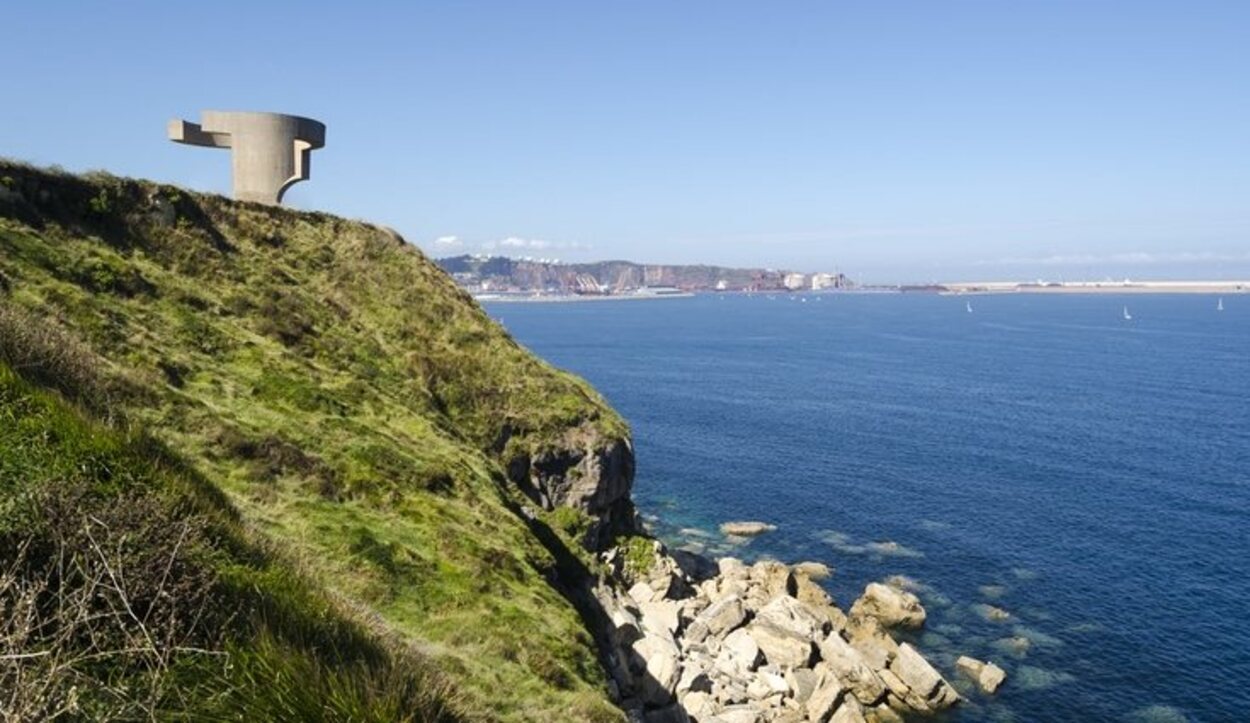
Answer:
[480, 236, 590, 252]
[433, 235, 461, 247]
[500, 236, 551, 250]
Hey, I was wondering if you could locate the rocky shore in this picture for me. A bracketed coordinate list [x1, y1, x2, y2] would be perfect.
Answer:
[592, 539, 1002, 723]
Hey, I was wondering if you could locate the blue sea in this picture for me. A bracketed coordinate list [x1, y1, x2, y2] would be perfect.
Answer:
[488, 293, 1249, 723]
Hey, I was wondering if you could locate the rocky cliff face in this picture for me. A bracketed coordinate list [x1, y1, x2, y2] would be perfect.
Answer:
[507, 422, 637, 548]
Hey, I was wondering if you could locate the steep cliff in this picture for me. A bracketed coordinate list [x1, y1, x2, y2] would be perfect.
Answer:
[0, 161, 638, 720]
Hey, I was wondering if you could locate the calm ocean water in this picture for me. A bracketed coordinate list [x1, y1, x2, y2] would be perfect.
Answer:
[488, 293, 1249, 723]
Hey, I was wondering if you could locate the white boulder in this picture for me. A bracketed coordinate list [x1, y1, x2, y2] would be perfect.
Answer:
[955, 655, 1006, 694]
[746, 621, 814, 668]
[850, 583, 926, 629]
[889, 643, 959, 710]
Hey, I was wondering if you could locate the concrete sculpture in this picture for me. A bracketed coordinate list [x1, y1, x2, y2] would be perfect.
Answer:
[168, 111, 325, 205]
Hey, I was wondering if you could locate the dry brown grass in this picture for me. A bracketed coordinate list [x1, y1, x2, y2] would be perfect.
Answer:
[1, 493, 224, 722]
[0, 305, 117, 421]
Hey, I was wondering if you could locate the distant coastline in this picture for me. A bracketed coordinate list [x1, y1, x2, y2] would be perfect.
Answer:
[476, 280, 1250, 302]
[938, 280, 1249, 295]
[448, 251, 1250, 300]
[438, 254, 850, 296]
[476, 289, 695, 303]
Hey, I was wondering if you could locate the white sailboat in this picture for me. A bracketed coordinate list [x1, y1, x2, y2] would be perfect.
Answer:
[1218, 298, 1224, 312]
[1122, 306, 1132, 321]
[966, 300, 973, 313]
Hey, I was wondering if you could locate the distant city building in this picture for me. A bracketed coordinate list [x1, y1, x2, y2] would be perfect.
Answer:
[811, 272, 839, 290]
[783, 273, 808, 290]
[168, 111, 326, 205]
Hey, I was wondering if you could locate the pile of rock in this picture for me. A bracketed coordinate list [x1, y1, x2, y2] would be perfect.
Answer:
[595, 542, 969, 722]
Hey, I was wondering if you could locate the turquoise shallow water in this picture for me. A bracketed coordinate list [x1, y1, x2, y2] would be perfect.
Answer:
[489, 293, 1249, 723]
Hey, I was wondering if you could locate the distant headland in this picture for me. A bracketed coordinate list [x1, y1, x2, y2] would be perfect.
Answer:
[436, 254, 850, 300]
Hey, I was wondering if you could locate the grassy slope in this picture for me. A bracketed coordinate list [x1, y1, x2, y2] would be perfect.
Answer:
[0, 162, 628, 721]
[0, 363, 462, 721]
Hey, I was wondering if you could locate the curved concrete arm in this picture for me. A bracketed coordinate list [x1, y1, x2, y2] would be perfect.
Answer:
[168, 111, 326, 205]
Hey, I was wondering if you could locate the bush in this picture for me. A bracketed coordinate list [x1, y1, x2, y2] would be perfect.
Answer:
[66, 253, 154, 297]
[549, 506, 591, 541]
[255, 289, 317, 348]
[618, 535, 656, 579]
[87, 187, 112, 215]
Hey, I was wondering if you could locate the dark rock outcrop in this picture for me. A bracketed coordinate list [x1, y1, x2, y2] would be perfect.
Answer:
[508, 423, 637, 549]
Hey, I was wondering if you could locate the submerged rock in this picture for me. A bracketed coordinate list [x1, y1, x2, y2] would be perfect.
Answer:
[719, 521, 778, 536]
[973, 603, 1012, 622]
[991, 635, 1032, 658]
[863, 702, 904, 723]
[1014, 664, 1075, 691]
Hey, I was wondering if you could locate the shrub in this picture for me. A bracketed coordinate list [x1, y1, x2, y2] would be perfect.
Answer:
[255, 290, 317, 347]
[66, 253, 154, 297]
[618, 535, 656, 579]
[214, 426, 341, 495]
[88, 187, 112, 215]
[549, 505, 591, 541]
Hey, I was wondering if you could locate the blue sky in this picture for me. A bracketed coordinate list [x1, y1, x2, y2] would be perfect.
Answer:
[4, 1, 1248, 282]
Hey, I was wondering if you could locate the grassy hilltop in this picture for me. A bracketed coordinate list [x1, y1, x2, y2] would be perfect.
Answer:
[0, 161, 637, 721]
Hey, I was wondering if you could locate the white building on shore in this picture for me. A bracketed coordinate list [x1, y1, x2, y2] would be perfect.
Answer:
[811, 272, 839, 290]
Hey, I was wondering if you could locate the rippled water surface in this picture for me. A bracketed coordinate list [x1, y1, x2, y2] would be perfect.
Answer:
[489, 293, 1250, 722]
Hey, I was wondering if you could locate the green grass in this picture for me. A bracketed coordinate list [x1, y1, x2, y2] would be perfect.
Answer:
[0, 363, 463, 721]
[0, 161, 629, 721]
